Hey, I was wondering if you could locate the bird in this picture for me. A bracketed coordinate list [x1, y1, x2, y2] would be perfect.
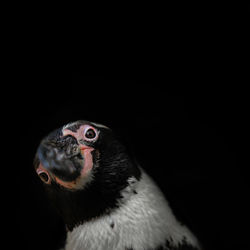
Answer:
[34, 120, 202, 250]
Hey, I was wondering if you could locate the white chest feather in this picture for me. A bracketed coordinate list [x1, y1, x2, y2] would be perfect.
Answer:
[65, 170, 200, 250]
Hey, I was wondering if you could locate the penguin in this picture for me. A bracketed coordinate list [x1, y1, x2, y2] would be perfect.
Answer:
[34, 120, 202, 250]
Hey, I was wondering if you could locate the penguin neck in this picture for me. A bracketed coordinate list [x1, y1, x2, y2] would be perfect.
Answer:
[47, 153, 141, 231]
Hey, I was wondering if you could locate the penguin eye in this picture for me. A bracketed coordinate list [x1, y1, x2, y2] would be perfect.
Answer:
[39, 172, 49, 183]
[83, 126, 98, 141]
[85, 129, 96, 139]
[36, 168, 51, 184]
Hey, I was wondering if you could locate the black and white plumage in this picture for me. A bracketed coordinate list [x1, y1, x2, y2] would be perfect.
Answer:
[34, 120, 201, 250]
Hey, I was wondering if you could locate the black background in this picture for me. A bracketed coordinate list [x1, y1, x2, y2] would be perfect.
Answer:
[7, 3, 249, 250]
[13, 74, 248, 250]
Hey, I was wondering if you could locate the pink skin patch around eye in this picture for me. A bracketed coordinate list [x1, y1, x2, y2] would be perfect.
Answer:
[63, 124, 98, 142]
[36, 164, 52, 184]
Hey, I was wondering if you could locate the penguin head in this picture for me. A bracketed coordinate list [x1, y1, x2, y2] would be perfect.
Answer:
[34, 120, 141, 230]
[34, 120, 139, 191]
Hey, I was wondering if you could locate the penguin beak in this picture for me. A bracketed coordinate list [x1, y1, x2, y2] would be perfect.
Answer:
[36, 131, 84, 183]
[35, 127, 95, 190]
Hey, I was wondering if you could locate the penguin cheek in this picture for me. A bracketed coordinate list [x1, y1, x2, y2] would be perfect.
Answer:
[80, 147, 94, 177]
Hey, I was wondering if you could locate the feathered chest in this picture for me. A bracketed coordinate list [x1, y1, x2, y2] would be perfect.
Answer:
[65, 171, 200, 250]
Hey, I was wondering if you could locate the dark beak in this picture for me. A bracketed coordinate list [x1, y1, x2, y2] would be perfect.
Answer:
[37, 132, 84, 182]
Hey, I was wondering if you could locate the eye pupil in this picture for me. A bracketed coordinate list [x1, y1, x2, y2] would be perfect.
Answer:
[39, 172, 49, 183]
[85, 129, 96, 139]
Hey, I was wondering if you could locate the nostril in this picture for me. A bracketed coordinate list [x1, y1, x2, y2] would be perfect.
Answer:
[38, 171, 51, 184]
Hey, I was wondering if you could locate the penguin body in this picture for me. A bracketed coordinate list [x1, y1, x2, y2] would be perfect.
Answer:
[34, 120, 201, 250]
[66, 171, 200, 250]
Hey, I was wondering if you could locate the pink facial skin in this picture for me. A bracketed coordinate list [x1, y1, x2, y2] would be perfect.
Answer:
[63, 124, 99, 143]
[36, 125, 98, 189]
